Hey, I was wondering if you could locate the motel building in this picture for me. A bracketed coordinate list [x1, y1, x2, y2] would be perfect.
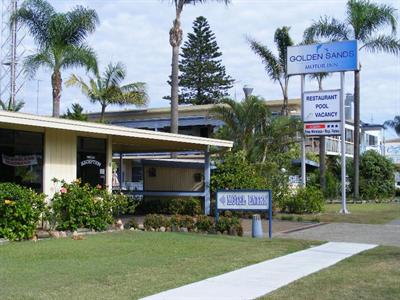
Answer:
[0, 110, 232, 214]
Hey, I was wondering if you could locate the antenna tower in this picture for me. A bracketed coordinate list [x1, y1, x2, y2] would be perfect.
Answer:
[0, 0, 26, 106]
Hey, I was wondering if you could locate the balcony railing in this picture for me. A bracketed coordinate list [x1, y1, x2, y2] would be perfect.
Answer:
[306, 137, 354, 156]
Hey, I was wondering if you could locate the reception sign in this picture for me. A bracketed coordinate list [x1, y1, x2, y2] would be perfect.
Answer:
[287, 40, 358, 75]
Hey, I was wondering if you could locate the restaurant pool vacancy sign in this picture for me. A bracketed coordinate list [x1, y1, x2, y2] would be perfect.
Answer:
[215, 190, 273, 239]
[304, 122, 341, 136]
[303, 90, 341, 123]
[287, 40, 358, 75]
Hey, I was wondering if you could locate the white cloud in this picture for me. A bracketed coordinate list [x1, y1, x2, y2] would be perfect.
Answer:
[13, 0, 399, 137]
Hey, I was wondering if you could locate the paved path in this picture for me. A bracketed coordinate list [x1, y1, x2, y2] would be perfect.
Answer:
[279, 222, 400, 247]
[141, 242, 376, 300]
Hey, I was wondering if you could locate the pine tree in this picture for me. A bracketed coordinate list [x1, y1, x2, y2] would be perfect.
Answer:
[178, 16, 234, 105]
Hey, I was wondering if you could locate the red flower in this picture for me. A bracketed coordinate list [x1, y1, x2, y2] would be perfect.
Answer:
[60, 187, 67, 194]
[96, 184, 102, 189]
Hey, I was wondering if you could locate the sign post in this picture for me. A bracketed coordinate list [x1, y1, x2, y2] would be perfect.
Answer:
[215, 190, 272, 239]
[287, 40, 358, 214]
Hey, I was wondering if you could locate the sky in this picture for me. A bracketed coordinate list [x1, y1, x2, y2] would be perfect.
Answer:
[10, 0, 400, 137]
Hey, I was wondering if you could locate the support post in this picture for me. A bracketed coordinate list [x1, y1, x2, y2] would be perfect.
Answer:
[340, 72, 349, 214]
[106, 135, 113, 193]
[119, 153, 123, 192]
[204, 146, 211, 215]
[268, 191, 272, 239]
[300, 75, 306, 187]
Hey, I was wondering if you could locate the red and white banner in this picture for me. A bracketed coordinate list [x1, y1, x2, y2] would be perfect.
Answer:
[304, 122, 341, 136]
[2, 154, 38, 167]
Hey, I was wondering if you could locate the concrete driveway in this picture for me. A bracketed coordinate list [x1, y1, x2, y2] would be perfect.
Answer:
[278, 222, 400, 247]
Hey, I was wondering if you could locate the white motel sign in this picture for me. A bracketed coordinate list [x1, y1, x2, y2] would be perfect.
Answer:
[303, 90, 341, 123]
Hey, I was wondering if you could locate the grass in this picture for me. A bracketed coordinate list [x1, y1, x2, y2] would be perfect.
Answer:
[0, 231, 317, 300]
[262, 246, 400, 300]
[277, 203, 400, 224]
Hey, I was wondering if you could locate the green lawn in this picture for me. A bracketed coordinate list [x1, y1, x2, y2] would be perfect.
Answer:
[0, 231, 316, 300]
[263, 246, 400, 300]
[277, 203, 400, 224]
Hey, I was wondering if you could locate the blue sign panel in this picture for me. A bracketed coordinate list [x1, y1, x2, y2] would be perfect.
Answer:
[287, 40, 358, 75]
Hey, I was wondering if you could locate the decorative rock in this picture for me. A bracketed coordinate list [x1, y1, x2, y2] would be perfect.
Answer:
[116, 219, 124, 230]
[59, 231, 67, 238]
[160, 226, 166, 232]
[150, 228, 155, 232]
[77, 228, 91, 233]
[130, 227, 136, 231]
[171, 226, 179, 232]
[36, 230, 50, 239]
[180, 227, 188, 233]
[138, 224, 145, 230]
[49, 231, 60, 239]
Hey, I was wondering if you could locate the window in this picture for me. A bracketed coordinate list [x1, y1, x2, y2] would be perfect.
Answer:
[368, 135, 378, 146]
[132, 165, 143, 182]
[0, 128, 43, 191]
[77, 137, 106, 187]
[345, 129, 353, 142]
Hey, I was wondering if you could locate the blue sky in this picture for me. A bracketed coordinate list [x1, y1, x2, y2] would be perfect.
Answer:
[16, 0, 400, 136]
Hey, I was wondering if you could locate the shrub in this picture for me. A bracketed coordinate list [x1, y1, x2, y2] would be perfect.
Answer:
[169, 214, 195, 230]
[281, 186, 324, 214]
[211, 151, 266, 193]
[348, 150, 396, 200]
[216, 216, 242, 235]
[195, 215, 214, 232]
[0, 183, 46, 241]
[49, 179, 129, 231]
[169, 198, 202, 216]
[143, 214, 169, 230]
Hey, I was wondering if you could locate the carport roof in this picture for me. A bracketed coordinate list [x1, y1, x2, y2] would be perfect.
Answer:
[0, 110, 233, 152]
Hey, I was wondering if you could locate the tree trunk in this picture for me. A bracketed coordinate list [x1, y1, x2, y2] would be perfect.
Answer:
[100, 104, 106, 123]
[353, 70, 360, 200]
[51, 69, 62, 117]
[169, 16, 183, 134]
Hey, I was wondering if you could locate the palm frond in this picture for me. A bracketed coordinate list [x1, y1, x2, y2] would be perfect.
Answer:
[347, 0, 397, 40]
[65, 5, 99, 46]
[60, 44, 98, 73]
[274, 26, 294, 74]
[360, 35, 400, 55]
[103, 62, 126, 88]
[13, 0, 54, 48]
[304, 16, 350, 42]
[247, 37, 281, 81]
[23, 50, 54, 78]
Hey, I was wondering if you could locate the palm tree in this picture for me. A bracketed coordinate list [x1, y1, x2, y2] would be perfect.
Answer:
[165, 0, 230, 134]
[66, 62, 148, 123]
[0, 98, 24, 112]
[304, 0, 400, 199]
[14, 0, 98, 117]
[212, 96, 269, 157]
[385, 116, 400, 136]
[248, 26, 294, 116]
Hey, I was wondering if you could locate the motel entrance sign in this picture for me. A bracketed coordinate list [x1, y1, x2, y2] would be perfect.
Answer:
[287, 40, 359, 214]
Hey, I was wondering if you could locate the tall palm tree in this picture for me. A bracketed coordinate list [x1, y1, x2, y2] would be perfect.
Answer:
[66, 62, 148, 123]
[304, 0, 400, 199]
[385, 116, 400, 136]
[248, 26, 294, 116]
[212, 96, 269, 157]
[13, 0, 98, 117]
[165, 0, 230, 134]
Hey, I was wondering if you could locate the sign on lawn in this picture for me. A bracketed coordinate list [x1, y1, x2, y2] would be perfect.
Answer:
[303, 90, 341, 123]
[304, 122, 341, 136]
[287, 40, 358, 75]
[216, 190, 271, 210]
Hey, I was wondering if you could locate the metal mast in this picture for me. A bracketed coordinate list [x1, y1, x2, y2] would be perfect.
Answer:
[0, 0, 25, 107]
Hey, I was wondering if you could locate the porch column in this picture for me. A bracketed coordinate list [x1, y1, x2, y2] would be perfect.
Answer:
[204, 146, 211, 215]
[119, 153, 123, 191]
[106, 135, 112, 193]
